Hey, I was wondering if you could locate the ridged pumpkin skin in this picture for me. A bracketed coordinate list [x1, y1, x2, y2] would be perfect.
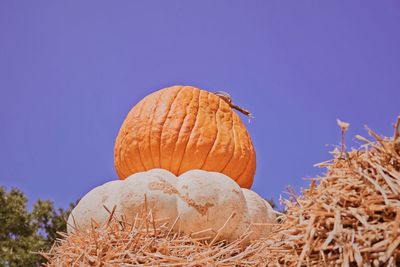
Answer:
[114, 86, 256, 188]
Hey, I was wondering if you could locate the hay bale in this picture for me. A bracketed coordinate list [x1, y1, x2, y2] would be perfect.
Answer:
[43, 206, 268, 266]
[43, 117, 400, 266]
[257, 117, 400, 266]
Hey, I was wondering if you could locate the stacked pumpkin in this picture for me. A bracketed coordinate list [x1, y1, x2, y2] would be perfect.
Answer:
[68, 85, 276, 243]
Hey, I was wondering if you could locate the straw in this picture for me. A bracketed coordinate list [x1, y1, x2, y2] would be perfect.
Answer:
[42, 117, 400, 266]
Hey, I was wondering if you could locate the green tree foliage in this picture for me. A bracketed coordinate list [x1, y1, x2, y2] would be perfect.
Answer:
[0, 186, 75, 267]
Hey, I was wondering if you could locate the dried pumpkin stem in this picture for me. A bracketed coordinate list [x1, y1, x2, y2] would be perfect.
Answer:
[214, 91, 253, 119]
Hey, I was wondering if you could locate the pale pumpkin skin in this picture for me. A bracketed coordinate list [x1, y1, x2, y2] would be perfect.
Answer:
[67, 180, 123, 234]
[232, 188, 277, 243]
[176, 170, 246, 240]
[67, 169, 275, 243]
[114, 86, 256, 188]
[119, 169, 178, 228]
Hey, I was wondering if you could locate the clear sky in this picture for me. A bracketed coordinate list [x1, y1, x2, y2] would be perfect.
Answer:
[1, 1, 399, 209]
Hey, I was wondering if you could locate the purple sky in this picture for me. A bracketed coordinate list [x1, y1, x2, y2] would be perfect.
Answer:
[1, 1, 399, 209]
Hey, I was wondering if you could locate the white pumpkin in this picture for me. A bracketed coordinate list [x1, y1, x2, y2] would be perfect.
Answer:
[232, 188, 276, 243]
[67, 180, 122, 233]
[176, 170, 246, 241]
[119, 168, 179, 227]
[67, 168, 277, 243]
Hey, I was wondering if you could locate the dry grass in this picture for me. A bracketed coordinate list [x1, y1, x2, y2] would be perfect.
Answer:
[42, 206, 268, 266]
[257, 117, 400, 266]
[43, 117, 400, 266]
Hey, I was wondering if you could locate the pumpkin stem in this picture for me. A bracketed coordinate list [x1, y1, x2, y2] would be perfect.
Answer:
[214, 91, 254, 120]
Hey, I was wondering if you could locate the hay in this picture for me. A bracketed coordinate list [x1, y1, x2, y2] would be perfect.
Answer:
[257, 117, 400, 266]
[42, 206, 268, 266]
[43, 117, 400, 266]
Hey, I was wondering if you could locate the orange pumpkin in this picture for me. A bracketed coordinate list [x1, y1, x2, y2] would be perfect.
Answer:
[114, 85, 256, 188]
